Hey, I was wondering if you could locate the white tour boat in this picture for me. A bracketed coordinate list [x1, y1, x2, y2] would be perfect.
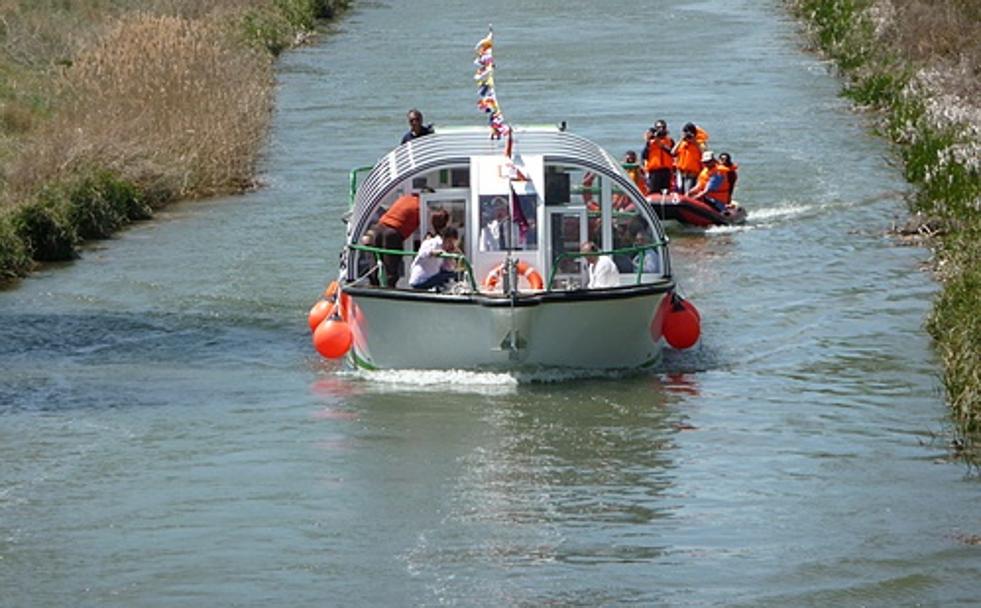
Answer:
[308, 125, 701, 370]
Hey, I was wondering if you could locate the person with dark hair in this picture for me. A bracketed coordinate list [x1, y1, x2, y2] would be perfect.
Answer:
[717, 151, 739, 202]
[401, 108, 434, 144]
[671, 123, 703, 193]
[642, 120, 674, 194]
[409, 226, 460, 291]
[428, 208, 450, 237]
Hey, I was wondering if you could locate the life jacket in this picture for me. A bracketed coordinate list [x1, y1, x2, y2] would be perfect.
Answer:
[625, 166, 649, 195]
[696, 166, 728, 203]
[694, 126, 709, 150]
[644, 136, 674, 172]
[674, 140, 702, 175]
[714, 164, 736, 204]
[380, 194, 420, 240]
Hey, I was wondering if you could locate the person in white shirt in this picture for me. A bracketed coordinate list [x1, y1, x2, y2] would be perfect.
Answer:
[581, 241, 620, 288]
[409, 227, 459, 290]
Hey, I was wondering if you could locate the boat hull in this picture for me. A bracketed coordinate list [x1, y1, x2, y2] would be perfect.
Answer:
[343, 285, 671, 370]
[647, 193, 746, 227]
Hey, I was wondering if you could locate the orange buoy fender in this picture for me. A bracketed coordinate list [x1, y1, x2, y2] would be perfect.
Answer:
[313, 318, 353, 359]
[663, 294, 701, 350]
[324, 280, 339, 301]
[308, 300, 335, 331]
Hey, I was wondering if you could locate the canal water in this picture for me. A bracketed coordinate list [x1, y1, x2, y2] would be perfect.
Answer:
[2, 1, 978, 606]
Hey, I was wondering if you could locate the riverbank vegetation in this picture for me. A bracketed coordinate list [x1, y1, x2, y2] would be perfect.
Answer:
[0, 0, 348, 282]
[788, 0, 980, 436]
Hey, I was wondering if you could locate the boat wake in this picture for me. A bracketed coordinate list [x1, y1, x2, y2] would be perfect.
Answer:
[343, 368, 520, 395]
[343, 364, 678, 392]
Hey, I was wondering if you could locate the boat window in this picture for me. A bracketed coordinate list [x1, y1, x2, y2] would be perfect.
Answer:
[545, 168, 570, 204]
[478, 194, 537, 251]
[549, 210, 586, 281]
[613, 213, 661, 275]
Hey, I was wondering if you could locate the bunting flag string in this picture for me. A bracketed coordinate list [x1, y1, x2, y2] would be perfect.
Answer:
[474, 27, 527, 237]
[473, 28, 510, 140]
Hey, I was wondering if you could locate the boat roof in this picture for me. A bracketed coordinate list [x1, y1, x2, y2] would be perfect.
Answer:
[349, 125, 648, 239]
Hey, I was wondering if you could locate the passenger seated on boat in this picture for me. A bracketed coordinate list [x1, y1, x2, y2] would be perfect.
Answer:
[632, 231, 662, 274]
[580, 241, 620, 289]
[409, 226, 460, 291]
[370, 192, 421, 287]
[687, 151, 728, 214]
[717, 152, 739, 202]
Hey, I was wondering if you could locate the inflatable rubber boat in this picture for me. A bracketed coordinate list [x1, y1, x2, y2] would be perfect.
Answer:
[646, 191, 747, 228]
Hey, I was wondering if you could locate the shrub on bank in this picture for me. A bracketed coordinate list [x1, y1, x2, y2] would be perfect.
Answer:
[11, 193, 79, 262]
[0, 212, 33, 279]
[242, 0, 348, 55]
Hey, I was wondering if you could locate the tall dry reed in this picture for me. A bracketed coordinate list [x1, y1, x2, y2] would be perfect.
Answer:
[6, 13, 273, 200]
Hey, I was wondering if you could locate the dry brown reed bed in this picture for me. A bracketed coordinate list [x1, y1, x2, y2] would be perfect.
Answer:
[7, 13, 273, 201]
[0, 1, 347, 280]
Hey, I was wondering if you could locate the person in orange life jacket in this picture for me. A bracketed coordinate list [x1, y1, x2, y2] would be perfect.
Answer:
[687, 151, 729, 213]
[717, 151, 738, 203]
[642, 120, 675, 194]
[370, 192, 422, 287]
[401, 108, 434, 144]
[614, 150, 646, 211]
[671, 123, 703, 193]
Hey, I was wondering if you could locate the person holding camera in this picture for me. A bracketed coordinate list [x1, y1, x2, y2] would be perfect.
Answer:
[642, 120, 675, 194]
[671, 123, 704, 194]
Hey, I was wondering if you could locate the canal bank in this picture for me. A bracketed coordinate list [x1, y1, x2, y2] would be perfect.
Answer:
[0, 0, 350, 285]
[787, 0, 981, 438]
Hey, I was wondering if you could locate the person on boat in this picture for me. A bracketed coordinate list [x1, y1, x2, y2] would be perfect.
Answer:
[632, 231, 662, 274]
[479, 197, 524, 251]
[642, 120, 675, 194]
[370, 192, 421, 287]
[613, 150, 645, 211]
[580, 241, 620, 289]
[717, 151, 739, 202]
[671, 123, 703, 193]
[401, 108, 434, 144]
[357, 231, 379, 283]
[687, 151, 729, 213]
[409, 226, 460, 291]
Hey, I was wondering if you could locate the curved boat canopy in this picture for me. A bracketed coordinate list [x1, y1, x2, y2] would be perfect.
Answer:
[344, 125, 671, 289]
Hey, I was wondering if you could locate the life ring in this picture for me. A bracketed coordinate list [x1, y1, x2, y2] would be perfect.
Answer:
[483, 261, 544, 291]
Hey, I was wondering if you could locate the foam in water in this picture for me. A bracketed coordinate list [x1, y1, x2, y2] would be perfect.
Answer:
[748, 202, 816, 222]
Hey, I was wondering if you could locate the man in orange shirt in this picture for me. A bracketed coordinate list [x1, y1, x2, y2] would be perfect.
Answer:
[370, 193, 420, 287]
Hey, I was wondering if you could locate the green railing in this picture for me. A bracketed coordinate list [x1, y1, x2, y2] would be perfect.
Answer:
[547, 243, 665, 290]
[348, 166, 373, 208]
[348, 243, 478, 291]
